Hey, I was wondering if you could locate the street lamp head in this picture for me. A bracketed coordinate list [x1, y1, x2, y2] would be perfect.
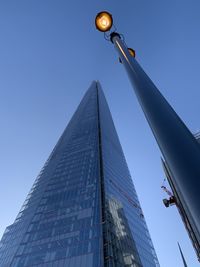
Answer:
[119, 48, 136, 63]
[95, 11, 113, 32]
[128, 48, 136, 58]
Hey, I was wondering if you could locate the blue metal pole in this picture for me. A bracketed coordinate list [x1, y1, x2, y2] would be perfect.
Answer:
[111, 33, 200, 251]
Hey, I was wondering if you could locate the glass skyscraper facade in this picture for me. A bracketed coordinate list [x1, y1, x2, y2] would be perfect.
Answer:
[0, 81, 159, 267]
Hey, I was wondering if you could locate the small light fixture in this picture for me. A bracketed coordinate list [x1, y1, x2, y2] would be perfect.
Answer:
[119, 48, 136, 63]
[95, 11, 113, 32]
[128, 48, 136, 58]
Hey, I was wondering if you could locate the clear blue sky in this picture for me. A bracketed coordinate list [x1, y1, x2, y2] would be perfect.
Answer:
[0, 1, 200, 266]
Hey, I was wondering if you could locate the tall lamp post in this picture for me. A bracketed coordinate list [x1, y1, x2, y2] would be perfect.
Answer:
[95, 11, 200, 260]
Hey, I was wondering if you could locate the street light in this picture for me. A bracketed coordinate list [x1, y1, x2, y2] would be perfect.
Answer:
[95, 11, 200, 261]
[119, 48, 135, 63]
[128, 48, 136, 58]
[95, 11, 113, 32]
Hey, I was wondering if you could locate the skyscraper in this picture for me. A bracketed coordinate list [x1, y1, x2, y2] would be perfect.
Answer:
[0, 81, 159, 267]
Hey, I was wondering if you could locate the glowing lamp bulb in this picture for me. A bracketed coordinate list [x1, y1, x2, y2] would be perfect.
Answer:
[95, 11, 113, 32]
[100, 17, 109, 27]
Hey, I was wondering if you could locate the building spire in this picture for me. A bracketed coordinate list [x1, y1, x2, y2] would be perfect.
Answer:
[178, 242, 188, 267]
